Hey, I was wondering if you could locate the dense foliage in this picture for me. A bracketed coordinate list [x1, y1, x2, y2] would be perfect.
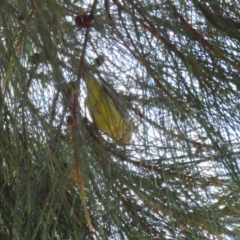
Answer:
[0, 0, 240, 239]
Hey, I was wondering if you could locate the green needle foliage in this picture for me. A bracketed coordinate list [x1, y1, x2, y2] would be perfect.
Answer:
[0, 0, 240, 239]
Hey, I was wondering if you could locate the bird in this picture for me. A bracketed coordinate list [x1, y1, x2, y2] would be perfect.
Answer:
[82, 68, 132, 145]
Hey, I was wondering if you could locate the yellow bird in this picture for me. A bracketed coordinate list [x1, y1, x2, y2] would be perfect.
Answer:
[83, 71, 131, 144]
